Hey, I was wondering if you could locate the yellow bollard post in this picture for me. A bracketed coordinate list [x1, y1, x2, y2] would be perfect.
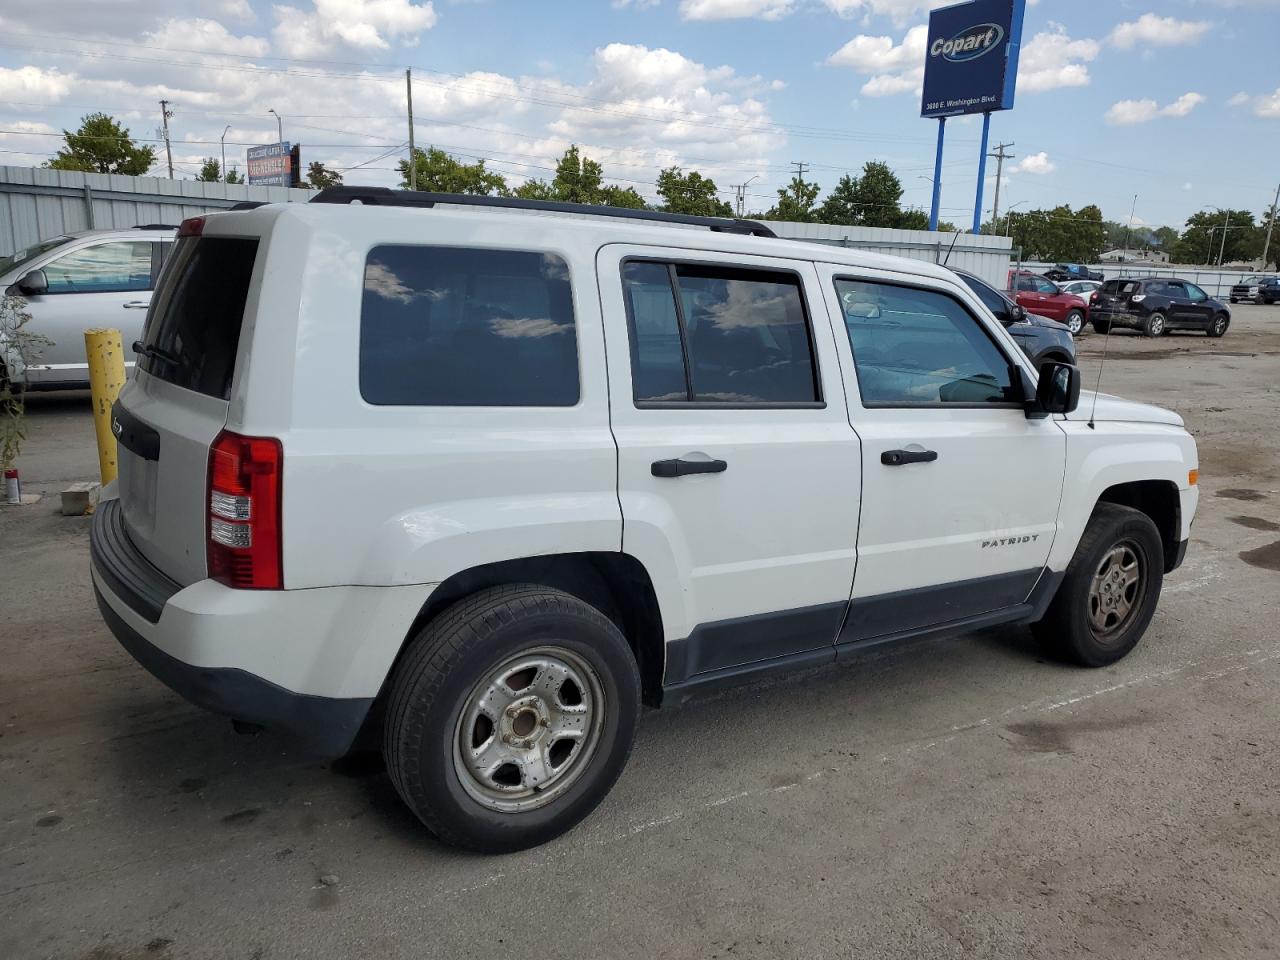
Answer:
[85, 328, 126, 486]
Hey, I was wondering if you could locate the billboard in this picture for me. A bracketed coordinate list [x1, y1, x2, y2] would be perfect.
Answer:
[246, 141, 294, 186]
[921, 0, 1025, 119]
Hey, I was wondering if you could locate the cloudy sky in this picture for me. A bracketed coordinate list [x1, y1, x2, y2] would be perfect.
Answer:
[0, 0, 1276, 229]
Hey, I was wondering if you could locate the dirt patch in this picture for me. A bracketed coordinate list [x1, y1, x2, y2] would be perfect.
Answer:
[1229, 516, 1280, 532]
[1216, 489, 1268, 502]
[1239, 540, 1280, 571]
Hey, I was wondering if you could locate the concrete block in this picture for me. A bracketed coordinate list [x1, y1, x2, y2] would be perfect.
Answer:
[61, 481, 100, 517]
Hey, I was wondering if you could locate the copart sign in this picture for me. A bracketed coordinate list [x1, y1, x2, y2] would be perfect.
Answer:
[920, 0, 1025, 119]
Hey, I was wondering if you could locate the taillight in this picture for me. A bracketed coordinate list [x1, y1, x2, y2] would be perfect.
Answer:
[207, 430, 283, 589]
[178, 216, 205, 237]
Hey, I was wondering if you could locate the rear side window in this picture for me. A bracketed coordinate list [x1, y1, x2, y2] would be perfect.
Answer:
[1103, 280, 1140, 295]
[360, 246, 578, 407]
[138, 236, 258, 400]
[622, 260, 820, 405]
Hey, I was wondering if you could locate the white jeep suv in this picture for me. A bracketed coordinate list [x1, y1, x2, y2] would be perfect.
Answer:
[91, 188, 1199, 852]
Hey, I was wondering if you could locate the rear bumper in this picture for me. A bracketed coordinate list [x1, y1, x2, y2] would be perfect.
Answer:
[93, 585, 372, 756]
[90, 499, 433, 756]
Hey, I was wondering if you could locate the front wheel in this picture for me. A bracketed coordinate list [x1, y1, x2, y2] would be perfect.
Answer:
[383, 584, 641, 853]
[1064, 310, 1085, 336]
[1032, 503, 1164, 667]
[1206, 313, 1229, 338]
[1143, 312, 1166, 337]
[1091, 318, 1111, 335]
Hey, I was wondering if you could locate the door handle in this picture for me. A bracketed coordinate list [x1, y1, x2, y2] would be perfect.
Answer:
[123, 301, 150, 309]
[651, 458, 727, 478]
[881, 449, 938, 466]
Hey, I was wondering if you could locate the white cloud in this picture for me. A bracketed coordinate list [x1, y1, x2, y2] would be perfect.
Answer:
[820, 0, 948, 25]
[1105, 92, 1205, 125]
[1227, 91, 1250, 106]
[144, 18, 269, 57]
[613, 0, 660, 7]
[1109, 14, 1212, 49]
[272, 0, 437, 56]
[826, 24, 927, 97]
[1253, 87, 1280, 118]
[1011, 151, 1055, 175]
[679, 0, 793, 20]
[0, 66, 72, 105]
[1018, 24, 1100, 92]
[218, 0, 256, 18]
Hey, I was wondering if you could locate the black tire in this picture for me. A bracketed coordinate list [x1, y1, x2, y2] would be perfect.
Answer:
[1064, 310, 1084, 336]
[1143, 311, 1166, 337]
[1229, 297, 1238, 304]
[383, 584, 640, 853]
[1091, 318, 1111, 334]
[1206, 313, 1229, 338]
[1032, 503, 1164, 667]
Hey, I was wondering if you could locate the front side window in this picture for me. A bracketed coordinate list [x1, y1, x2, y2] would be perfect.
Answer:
[1185, 282, 1208, 302]
[1033, 276, 1059, 294]
[836, 278, 1018, 406]
[623, 261, 820, 404]
[360, 245, 578, 407]
[960, 274, 1010, 316]
[42, 241, 153, 294]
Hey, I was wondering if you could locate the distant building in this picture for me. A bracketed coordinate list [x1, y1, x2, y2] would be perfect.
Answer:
[1099, 248, 1170, 264]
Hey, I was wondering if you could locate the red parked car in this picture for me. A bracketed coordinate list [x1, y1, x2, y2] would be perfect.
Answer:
[1007, 270, 1089, 336]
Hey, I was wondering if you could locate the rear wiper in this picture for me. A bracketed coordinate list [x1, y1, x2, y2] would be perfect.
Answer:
[132, 340, 182, 366]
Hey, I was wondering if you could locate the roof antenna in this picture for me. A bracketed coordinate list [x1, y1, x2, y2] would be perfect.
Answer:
[940, 229, 963, 267]
[1087, 303, 1112, 430]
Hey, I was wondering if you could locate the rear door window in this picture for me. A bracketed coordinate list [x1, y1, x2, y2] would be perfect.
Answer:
[622, 260, 820, 405]
[43, 241, 153, 294]
[360, 245, 578, 406]
[137, 236, 259, 399]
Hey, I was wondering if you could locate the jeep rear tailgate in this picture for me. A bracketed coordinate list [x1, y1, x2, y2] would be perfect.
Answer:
[114, 231, 259, 586]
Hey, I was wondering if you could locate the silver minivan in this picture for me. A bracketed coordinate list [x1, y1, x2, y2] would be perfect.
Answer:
[1, 226, 175, 390]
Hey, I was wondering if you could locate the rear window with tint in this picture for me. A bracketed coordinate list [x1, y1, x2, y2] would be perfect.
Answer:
[137, 236, 258, 400]
[359, 245, 578, 407]
[1102, 280, 1140, 295]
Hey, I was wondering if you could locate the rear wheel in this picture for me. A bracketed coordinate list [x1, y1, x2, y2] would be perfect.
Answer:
[1033, 503, 1163, 667]
[1064, 310, 1085, 336]
[1091, 318, 1111, 334]
[1206, 313, 1229, 338]
[383, 584, 640, 853]
[1143, 312, 1166, 337]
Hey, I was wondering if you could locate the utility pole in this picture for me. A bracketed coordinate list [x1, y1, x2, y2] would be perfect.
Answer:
[790, 161, 809, 182]
[406, 69, 417, 191]
[1122, 194, 1138, 262]
[1262, 182, 1280, 270]
[220, 125, 231, 184]
[158, 100, 174, 179]
[986, 142, 1013, 233]
[1217, 210, 1231, 266]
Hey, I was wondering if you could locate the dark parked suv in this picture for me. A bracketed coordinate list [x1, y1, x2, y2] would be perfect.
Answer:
[1229, 276, 1280, 304]
[1091, 277, 1230, 338]
[954, 269, 1076, 369]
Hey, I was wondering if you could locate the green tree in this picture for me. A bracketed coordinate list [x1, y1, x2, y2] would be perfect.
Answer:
[816, 161, 915, 228]
[511, 146, 646, 208]
[815, 174, 861, 225]
[767, 175, 820, 222]
[656, 166, 732, 217]
[195, 158, 222, 182]
[225, 166, 244, 185]
[1174, 210, 1257, 265]
[306, 161, 343, 190]
[398, 147, 508, 195]
[1010, 204, 1106, 262]
[47, 113, 156, 175]
[1152, 225, 1179, 251]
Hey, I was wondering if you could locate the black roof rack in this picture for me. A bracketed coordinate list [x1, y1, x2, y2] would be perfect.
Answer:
[308, 185, 777, 238]
[132, 223, 179, 230]
[229, 201, 269, 211]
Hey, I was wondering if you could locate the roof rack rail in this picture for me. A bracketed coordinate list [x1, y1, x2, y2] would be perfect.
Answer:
[308, 185, 777, 238]
[132, 223, 179, 230]
[229, 201, 269, 211]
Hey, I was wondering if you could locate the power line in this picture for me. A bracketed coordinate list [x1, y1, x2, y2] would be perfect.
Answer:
[987, 141, 1013, 233]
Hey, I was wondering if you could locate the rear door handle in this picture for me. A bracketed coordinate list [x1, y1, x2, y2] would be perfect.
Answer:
[123, 301, 150, 309]
[881, 449, 938, 466]
[651, 458, 727, 478]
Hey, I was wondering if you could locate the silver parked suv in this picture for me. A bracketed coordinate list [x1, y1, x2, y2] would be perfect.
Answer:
[1, 226, 175, 390]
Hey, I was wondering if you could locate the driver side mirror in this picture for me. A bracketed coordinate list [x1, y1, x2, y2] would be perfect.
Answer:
[1008, 303, 1026, 323]
[1025, 361, 1081, 418]
[14, 268, 48, 297]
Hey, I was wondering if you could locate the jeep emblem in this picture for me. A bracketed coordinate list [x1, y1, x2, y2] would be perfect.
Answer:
[111, 417, 123, 438]
[930, 23, 1004, 63]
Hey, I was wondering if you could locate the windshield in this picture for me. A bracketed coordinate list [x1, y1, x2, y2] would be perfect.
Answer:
[0, 236, 72, 277]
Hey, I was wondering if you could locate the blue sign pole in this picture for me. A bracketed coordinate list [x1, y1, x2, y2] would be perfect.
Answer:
[973, 111, 991, 233]
[929, 117, 946, 231]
